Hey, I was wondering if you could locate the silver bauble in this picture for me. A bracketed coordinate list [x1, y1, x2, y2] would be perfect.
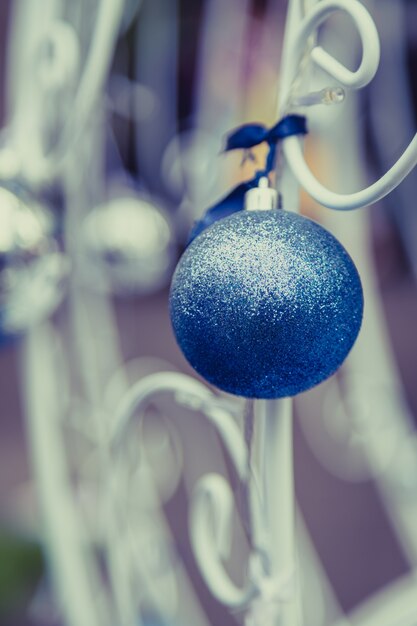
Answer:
[0, 186, 67, 340]
[81, 194, 175, 296]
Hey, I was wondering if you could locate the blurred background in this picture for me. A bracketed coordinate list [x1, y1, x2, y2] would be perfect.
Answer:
[1, 0, 417, 625]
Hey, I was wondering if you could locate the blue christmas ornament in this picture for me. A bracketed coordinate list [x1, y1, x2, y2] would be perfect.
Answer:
[169, 209, 363, 399]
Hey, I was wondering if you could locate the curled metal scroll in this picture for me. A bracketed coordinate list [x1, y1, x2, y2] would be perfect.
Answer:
[112, 372, 293, 621]
[280, 0, 417, 211]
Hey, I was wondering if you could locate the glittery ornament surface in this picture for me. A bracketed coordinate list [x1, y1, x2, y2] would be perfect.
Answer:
[169, 210, 363, 398]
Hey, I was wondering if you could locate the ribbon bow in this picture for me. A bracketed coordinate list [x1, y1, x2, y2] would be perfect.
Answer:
[187, 115, 308, 245]
[224, 114, 308, 173]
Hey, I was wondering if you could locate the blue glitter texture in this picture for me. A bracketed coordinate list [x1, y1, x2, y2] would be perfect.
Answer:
[169, 209, 363, 399]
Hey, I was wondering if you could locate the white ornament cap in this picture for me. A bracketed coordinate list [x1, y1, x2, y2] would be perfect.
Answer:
[245, 177, 278, 211]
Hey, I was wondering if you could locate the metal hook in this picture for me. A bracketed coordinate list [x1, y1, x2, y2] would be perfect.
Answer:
[294, 0, 380, 90]
[280, 0, 417, 211]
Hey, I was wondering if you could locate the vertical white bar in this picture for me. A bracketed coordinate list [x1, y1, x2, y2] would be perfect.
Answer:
[258, 398, 300, 625]
[22, 324, 106, 626]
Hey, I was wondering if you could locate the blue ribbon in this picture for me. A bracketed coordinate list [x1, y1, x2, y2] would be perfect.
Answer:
[187, 114, 308, 245]
[188, 175, 263, 243]
[224, 114, 308, 173]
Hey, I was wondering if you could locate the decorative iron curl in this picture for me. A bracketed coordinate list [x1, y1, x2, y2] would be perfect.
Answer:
[278, 0, 417, 211]
[113, 372, 294, 623]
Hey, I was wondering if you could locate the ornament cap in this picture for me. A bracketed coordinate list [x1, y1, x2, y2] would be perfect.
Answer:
[245, 177, 277, 212]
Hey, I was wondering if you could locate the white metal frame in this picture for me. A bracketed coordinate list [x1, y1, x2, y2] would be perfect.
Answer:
[9, 0, 417, 625]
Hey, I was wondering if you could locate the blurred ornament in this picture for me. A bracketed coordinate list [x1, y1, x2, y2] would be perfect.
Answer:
[81, 194, 175, 296]
[0, 186, 67, 341]
[170, 209, 363, 398]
